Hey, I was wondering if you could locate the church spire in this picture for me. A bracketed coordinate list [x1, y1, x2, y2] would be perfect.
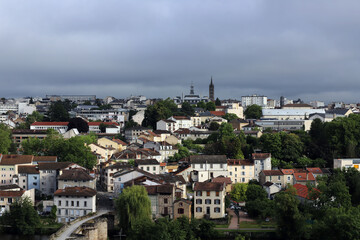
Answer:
[209, 76, 214, 101]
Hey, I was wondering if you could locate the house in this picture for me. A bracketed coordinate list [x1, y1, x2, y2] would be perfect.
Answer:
[88, 143, 116, 162]
[0, 154, 34, 185]
[88, 122, 120, 134]
[334, 158, 360, 170]
[135, 159, 160, 175]
[211, 176, 232, 193]
[30, 122, 69, 133]
[293, 172, 316, 186]
[306, 167, 324, 179]
[259, 170, 284, 188]
[58, 169, 95, 189]
[252, 153, 272, 181]
[54, 186, 97, 223]
[193, 182, 226, 219]
[157, 174, 187, 199]
[168, 116, 193, 129]
[0, 185, 35, 216]
[156, 119, 179, 133]
[174, 199, 192, 220]
[97, 137, 127, 152]
[227, 159, 254, 184]
[262, 182, 282, 199]
[125, 126, 152, 143]
[102, 162, 132, 192]
[229, 119, 248, 130]
[143, 141, 178, 162]
[292, 184, 320, 204]
[145, 184, 175, 219]
[38, 162, 85, 196]
[174, 165, 192, 184]
[280, 169, 295, 186]
[189, 155, 228, 182]
[17, 165, 40, 191]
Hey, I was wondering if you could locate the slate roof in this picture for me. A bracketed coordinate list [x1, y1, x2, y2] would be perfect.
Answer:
[58, 169, 94, 181]
[194, 182, 224, 191]
[54, 186, 97, 197]
[190, 155, 227, 164]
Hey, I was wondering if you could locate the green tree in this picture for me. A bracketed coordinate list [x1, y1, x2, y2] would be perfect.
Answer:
[67, 117, 89, 133]
[0, 124, 11, 154]
[47, 101, 70, 122]
[50, 205, 57, 221]
[205, 101, 216, 111]
[230, 183, 248, 202]
[223, 113, 238, 122]
[181, 102, 194, 116]
[26, 111, 44, 126]
[0, 197, 40, 235]
[209, 121, 220, 131]
[115, 185, 151, 234]
[99, 123, 107, 133]
[143, 98, 178, 129]
[260, 133, 282, 159]
[244, 104, 262, 119]
[215, 98, 221, 106]
[246, 184, 267, 202]
[197, 101, 206, 109]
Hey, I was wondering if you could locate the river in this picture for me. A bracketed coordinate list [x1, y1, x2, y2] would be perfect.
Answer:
[0, 234, 49, 240]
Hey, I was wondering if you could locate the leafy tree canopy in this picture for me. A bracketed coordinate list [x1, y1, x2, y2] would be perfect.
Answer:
[244, 104, 262, 119]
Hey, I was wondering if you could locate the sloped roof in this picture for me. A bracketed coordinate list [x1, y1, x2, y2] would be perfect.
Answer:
[306, 167, 323, 174]
[281, 169, 295, 175]
[262, 170, 283, 176]
[38, 162, 74, 170]
[190, 155, 227, 164]
[145, 184, 174, 195]
[210, 111, 226, 116]
[292, 184, 320, 200]
[283, 104, 313, 108]
[211, 176, 232, 185]
[33, 156, 57, 162]
[194, 182, 224, 191]
[112, 138, 128, 145]
[58, 169, 94, 181]
[135, 159, 159, 165]
[18, 165, 39, 174]
[0, 184, 21, 190]
[0, 190, 25, 197]
[293, 172, 315, 181]
[54, 186, 97, 197]
[227, 159, 254, 166]
[0, 155, 34, 165]
[252, 153, 271, 160]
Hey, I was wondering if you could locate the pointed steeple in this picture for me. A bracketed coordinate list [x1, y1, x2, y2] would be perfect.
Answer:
[209, 76, 214, 101]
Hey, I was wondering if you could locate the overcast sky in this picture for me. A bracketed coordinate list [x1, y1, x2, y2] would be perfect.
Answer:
[1, 1, 360, 103]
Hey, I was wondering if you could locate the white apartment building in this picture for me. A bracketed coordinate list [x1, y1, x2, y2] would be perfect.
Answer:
[334, 158, 360, 170]
[54, 186, 96, 223]
[252, 153, 272, 181]
[241, 95, 267, 108]
[190, 155, 228, 182]
[227, 159, 254, 183]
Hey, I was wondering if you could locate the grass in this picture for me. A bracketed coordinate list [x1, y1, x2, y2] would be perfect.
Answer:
[40, 217, 64, 228]
[239, 221, 276, 229]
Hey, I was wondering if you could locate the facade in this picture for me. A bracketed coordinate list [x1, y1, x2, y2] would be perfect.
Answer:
[193, 182, 226, 219]
[11, 129, 47, 147]
[58, 169, 95, 189]
[0, 155, 34, 185]
[173, 84, 210, 105]
[241, 95, 267, 108]
[190, 155, 228, 182]
[102, 162, 132, 192]
[125, 126, 152, 142]
[145, 184, 175, 219]
[174, 199, 192, 219]
[17, 165, 40, 191]
[156, 120, 179, 132]
[135, 159, 160, 175]
[0, 186, 35, 215]
[54, 186, 97, 223]
[256, 119, 313, 131]
[259, 170, 284, 188]
[262, 109, 325, 120]
[227, 159, 254, 184]
[252, 153, 272, 181]
[334, 158, 360, 170]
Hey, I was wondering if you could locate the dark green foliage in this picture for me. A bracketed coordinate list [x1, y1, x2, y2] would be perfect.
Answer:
[244, 104, 262, 119]
[215, 98, 221, 106]
[67, 117, 89, 133]
[0, 123, 11, 154]
[0, 197, 40, 235]
[181, 102, 195, 116]
[205, 101, 216, 111]
[21, 131, 97, 169]
[209, 121, 220, 130]
[230, 183, 248, 202]
[142, 98, 178, 129]
[223, 113, 238, 122]
[197, 101, 206, 109]
[47, 101, 70, 122]
[50, 205, 57, 221]
[99, 123, 107, 133]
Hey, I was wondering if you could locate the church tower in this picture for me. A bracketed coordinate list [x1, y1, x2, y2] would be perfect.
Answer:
[209, 77, 214, 101]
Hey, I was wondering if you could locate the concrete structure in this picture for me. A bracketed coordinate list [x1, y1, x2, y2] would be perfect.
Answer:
[194, 182, 226, 219]
[135, 159, 160, 175]
[54, 186, 97, 223]
[252, 153, 272, 181]
[58, 169, 96, 189]
[227, 159, 254, 183]
[190, 155, 228, 182]
[145, 184, 175, 219]
[174, 199, 192, 219]
[256, 119, 313, 131]
[242, 95, 267, 108]
[334, 158, 360, 170]
[262, 109, 325, 120]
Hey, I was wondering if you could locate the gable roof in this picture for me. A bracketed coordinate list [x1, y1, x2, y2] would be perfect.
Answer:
[252, 153, 271, 160]
[190, 155, 227, 164]
[194, 182, 224, 191]
[0, 190, 25, 197]
[0, 155, 34, 165]
[18, 165, 39, 174]
[58, 169, 94, 181]
[38, 162, 74, 170]
[293, 172, 315, 181]
[227, 159, 254, 166]
[33, 156, 57, 162]
[281, 169, 295, 175]
[54, 186, 97, 197]
[306, 167, 323, 174]
[292, 184, 320, 200]
[209, 111, 226, 116]
[145, 184, 174, 195]
[112, 138, 128, 146]
[262, 170, 283, 176]
[211, 176, 232, 185]
[135, 159, 160, 165]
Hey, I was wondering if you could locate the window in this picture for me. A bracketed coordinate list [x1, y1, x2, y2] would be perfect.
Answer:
[216, 191, 219, 196]
[242, 178, 245, 182]
[220, 164, 223, 168]
[214, 207, 221, 213]
[230, 172, 232, 176]
[196, 191, 202, 196]
[66, 201, 69, 206]
[153, 167, 156, 171]
[242, 172, 245, 176]
[210, 164, 213, 169]
[0, 197, 4, 201]
[214, 199, 220, 205]
[200, 164, 203, 169]
[33, 182, 37, 186]
[205, 199, 211, 204]
[58, 200, 62, 206]
[77, 201, 80, 207]
[65, 209, 68, 215]
[288, 176, 291, 181]
[8, 198, 12, 203]
[23, 180, 25, 183]
[278, 176, 281, 180]
[164, 198, 168, 204]
[58, 209, 61, 214]
[196, 207, 202, 212]
[84, 201, 87, 207]
[242, 166, 245, 169]
[33, 176, 37, 180]
[71, 201, 74, 207]
[196, 199, 202, 204]
[147, 167, 150, 171]
[207, 191, 210, 196]
[178, 208, 184, 214]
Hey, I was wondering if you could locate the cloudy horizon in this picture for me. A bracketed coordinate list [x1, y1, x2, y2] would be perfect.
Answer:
[1, 1, 360, 103]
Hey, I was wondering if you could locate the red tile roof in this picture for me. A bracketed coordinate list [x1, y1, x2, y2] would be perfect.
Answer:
[306, 168, 323, 174]
[281, 169, 295, 175]
[262, 170, 284, 176]
[211, 177, 232, 185]
[292, 184, 320, 200]
[293, 172, 315, 181]
[0, 190, 25, 197]
[88, 122, 119, 126]
[0, 155, 34, 165]
[252, 153, 271, 160]
[172, 116, 190, 120]
[227, 159, 254, 166]
[54, 186, 97, 197]
[112, 139, 128, 145]
[210, 111, 226, 116]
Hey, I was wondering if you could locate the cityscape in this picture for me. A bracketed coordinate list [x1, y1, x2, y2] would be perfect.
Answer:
[1, 1, 360, 240]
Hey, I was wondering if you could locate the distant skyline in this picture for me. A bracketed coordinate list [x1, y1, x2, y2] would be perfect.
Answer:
[1, 1, 360, 103]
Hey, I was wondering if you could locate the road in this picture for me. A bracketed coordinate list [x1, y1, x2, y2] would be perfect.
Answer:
[56, 210, 109, 240]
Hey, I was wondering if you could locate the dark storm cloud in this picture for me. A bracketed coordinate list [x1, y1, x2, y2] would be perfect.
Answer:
[1, 0, 360, 102]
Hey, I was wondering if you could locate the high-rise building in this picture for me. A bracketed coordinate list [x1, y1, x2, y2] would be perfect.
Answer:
[209, 77, 214, 101]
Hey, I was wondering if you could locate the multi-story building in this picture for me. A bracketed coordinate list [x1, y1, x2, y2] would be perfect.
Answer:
[259, 170, 284, 188]
[227, 159, 254, 183]
[194, 182, 226, 219]
[145, 184, 175, 219]
[252, 153, 272, 181]
[334, 158, 360, 170]
[17, 165, 40, 191]
[0, 155, 34, 185]
[54, 186, 97, 223]
[190, 155, 228, 182]
[174, 199, 192, 220]
[58, 169, 96, 189]
[241, 95, 267, 108]
[135, 159, 160, 175]
[102, 162, 132, 192]
[0, 185, 35, 215]
[125, 126, 152, 143]
[30, 121, 120, 134]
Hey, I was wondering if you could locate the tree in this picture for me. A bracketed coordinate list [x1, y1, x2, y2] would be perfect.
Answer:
[260, 133, 282, 159]
[197, 101, 206, 109]
[181, 102, 194, 116]
[0, 197, 40, 235]
[230, 183, 248, 202]
[205, 101, 216, 111]
[99, 123, 107, 133]
[67, 117, 89, 133]
[143, 98, 178, 129]
[209, 122, 220, 131]
[0, 124, 11, 154]
[26, 111, 44, 126]
[115, 185, 151, 234]
[47, 101, 70, 122]
[50, 205, 57, 221]
[244, 104, 262, 119]
[223, 113, 238, 122]
[246, 184, 267, 202]
[215, 98, 221, 106]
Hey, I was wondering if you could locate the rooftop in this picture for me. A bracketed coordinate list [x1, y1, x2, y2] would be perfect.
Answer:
[194, 182, 224, 191]
[54, 186, 97, 197]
